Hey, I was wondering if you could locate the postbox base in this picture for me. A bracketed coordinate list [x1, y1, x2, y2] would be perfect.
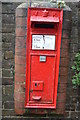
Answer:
[25, 104, 56, 109]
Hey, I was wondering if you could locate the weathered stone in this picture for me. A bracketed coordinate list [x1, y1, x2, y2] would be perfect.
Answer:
[2, 85, 14, 102]
[2, 3, 20, 14]
[16, 8, 27, 17]
[2, 69, 13, 77]
[2, 110, 16, 116]
[70, 111, 80, 119]
[70, 43, 78, 53]
[2, 14, 15, 24]
[3, 101, 14, 109]
[2, 33, 15, 43]
[4, 51, 14, 60]
[71, 27, 78, 38]
[2, 24, 15, 33]
[2, 43, 11, 49]
[2, 59, 14, 69]
[2, 77, 13, 85]
[0, 6, 1, 14]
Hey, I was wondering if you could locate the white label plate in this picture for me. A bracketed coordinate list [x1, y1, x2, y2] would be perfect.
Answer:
[32, 35, 55, 50]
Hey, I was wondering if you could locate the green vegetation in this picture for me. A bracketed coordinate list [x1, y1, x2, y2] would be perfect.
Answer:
[50, 0, 65, 8]
[72, 52, 80, 87]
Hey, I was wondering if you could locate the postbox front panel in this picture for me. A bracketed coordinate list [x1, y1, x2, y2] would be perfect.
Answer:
[25, 7, 63, 108]
[29, 55, 56, 103]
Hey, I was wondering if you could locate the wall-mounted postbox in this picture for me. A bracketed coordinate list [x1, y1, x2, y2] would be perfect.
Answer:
[25, 7, 63, 109]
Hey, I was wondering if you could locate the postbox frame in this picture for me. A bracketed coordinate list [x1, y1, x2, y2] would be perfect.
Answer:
[25, 7, 63, 109]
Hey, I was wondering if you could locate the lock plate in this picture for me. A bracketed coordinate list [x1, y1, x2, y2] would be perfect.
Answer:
[32, 81, 44, 91]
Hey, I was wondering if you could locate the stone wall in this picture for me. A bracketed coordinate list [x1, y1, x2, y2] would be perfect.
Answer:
[2, 1, 80, 120]
[78, 2, 80, 51]
[0, 1, 2, 119]
[2, 2, 21, 117]
[65, 2, 80, 119]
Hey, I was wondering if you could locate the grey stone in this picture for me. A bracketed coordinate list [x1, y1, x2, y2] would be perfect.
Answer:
[2, 33, 14, 43]
[31, 2, 71, 11]
[0, 86, 2, 101]
[3, 101, 14, 109]
[2, 69, 13, 77]
[0, 78, 2, 85]
[0, 69, 2, 78]
[17, 3, 29, 8]
[0, 2, 2, 14]
[70, 43, 78, 53]
[2, 3, 21, 14]
[2, 24, 15, 33]
[0, 34, 2, 42]
[2, 14, 15, 24]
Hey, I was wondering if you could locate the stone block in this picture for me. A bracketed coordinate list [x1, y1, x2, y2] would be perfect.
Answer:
[70, 111, 80, 119]
[0, 69, 2, 78]
[2, 92, 14, 102]
[59, 76, 68, 84]
[16, 27, 26, 37]
[15, 73, 25, 83]
[2, 33, 15, 43]
[60, 67, 68, 76]
[58, 93, 66, 102]
[62, 30, 71, 39]
[2, 110, 16, 116]
[16, 8, 27, 17]
[60, 49, 69, 58]
[15, 83, 25, 93]
[15, 55, 26, 65]
[2, 24, 15, 33]
[0, 78, 2, 85]
[61, 39, 69, 49]
[15, 64, 26, 74]
[2, 69, 13, 77]
[2, 59, 14, 69]
[4, 51, 14, 60]
[3, 85, 14, 96]
[4, 101, 14, 109]
[15, 37, 26, 48]
[2, 43, 12, 49]
[15, 47, 26, 56]
[70, 43, 78, 53]
[58, 83, 67, 93]
[2, 77, 13, 85]
[2, 14, 15, 24]
[71, 27, 78, 38]
[14, 91, 25, 102]
[60, 58, 69, 67]
[2, 3, 20, 14]
[16, 17, 26, 27]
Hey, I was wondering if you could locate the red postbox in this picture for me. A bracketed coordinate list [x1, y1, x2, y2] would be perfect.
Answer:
[25, 7, 63, 108]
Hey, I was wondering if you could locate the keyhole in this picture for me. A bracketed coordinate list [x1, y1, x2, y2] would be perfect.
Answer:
[35, 83, 37, 87]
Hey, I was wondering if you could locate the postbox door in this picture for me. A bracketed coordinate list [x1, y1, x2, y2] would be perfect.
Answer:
[29, 55, 56, 104]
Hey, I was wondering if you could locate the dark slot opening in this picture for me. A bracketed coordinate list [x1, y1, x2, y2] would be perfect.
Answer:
[32, 23, 54, 28]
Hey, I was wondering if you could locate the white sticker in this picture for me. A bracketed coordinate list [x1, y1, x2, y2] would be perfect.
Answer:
[32, 35, 44, 49]
[32, 35, 55, 50]
[44, 35, 55, 50]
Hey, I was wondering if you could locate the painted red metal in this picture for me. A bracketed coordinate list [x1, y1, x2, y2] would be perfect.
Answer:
[25, 7, 63, 109]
